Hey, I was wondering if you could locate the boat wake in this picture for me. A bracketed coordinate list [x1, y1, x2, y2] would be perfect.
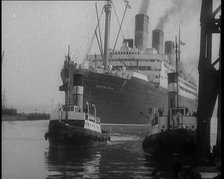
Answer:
[109, 133, 141, 143]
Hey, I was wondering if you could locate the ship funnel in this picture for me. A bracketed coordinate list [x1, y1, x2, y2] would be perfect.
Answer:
[165, 41, 175, 65]
[72, 74, 84, 112]
[168, 72, 178, 110]
[134, 14, 149, 50]
[152, 29, 164, 54]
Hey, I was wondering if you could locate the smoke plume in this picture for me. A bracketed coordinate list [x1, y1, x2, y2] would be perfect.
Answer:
[156, 0, 201, 30]
[139, 0, 150, 15]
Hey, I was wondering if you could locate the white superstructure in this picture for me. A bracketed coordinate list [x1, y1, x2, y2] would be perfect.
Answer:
[87, 47, 198, 100]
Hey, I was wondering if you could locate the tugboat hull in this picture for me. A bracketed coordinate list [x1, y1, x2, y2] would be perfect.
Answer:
[45, 120, 110, 147]
[142, 128, 196, 156]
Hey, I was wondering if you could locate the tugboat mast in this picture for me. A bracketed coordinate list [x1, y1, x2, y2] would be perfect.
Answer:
[103, 0, 112, 70]
[167, 33, 181, 130]
[65, 45, 71, 120]
[1, 51, 6, 109]
[1, 51, 5, 64]
[175, 35, 179, 110]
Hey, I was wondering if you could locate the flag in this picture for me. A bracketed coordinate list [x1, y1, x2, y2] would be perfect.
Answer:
[180, 40, 185, 46]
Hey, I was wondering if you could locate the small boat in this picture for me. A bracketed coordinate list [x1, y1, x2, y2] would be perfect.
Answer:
[45, 103, 110, 147]
[142, 71, 197, 157]
[45, 50, 110, 147]
[143, 34, 197, 157]
[142, 105, 197, 156]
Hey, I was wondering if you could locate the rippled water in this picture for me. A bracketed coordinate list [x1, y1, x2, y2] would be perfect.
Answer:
[2, 120, 217, 179]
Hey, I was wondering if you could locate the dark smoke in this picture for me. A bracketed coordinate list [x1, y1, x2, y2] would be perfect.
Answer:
[156, 0, 201, 30]
[156, 5, 179, 30]
[139, 0, 150, 15]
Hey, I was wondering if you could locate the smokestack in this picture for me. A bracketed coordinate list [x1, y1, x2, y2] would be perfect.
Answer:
[152, 29, 164, 54]
[165, 41, 175, 65]
[134, 14, 149, 50]
[168, 72, 178, 109]
[72, 74, 84, 112]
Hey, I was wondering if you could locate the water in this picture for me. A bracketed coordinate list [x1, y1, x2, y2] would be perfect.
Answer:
[2, 119, 217, 179]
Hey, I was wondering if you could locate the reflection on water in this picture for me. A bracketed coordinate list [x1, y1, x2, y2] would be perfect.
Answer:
[45, 134, 153, 178]
[45, 146, 102, 178]
[2, 120, 218, 179]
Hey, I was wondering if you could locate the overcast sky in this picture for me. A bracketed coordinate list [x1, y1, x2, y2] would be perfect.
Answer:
[2, 0, 220, 113]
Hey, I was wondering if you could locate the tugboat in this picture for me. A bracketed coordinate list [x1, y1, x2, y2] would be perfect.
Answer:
[142, 72, 197, 156]
[142, 36, 197, 157]
[45, 48, 110, 147]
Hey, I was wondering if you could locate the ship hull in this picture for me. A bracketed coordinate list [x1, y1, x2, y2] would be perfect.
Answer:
[71, 70, 197, 127]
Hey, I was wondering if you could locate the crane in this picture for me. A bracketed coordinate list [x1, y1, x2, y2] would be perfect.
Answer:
[196, 0, 221, 164]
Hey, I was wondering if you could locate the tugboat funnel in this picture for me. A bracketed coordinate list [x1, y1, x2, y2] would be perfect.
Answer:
[168, 72, 178, 109]
[72, 74, 84, 112]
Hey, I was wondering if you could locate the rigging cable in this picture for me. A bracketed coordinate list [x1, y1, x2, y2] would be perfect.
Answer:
[95, 30, 104, 61]
[95, 3, 104, 60]
[70, 4, 94, 60]
[111, 1, 125, 40]
[109, 0, 131, 69]
[82, 1, 106, 65]
[111, 0, 131, 52]
[95, 3, 103, 55]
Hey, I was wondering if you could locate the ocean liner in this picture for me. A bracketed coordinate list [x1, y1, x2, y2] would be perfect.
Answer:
[59, 1, 197, 131]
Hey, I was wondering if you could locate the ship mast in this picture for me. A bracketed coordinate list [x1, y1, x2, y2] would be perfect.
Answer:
[103, 0, 112, 70]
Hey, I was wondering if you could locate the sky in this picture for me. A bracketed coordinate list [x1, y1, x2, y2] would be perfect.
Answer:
[2, 0, 220, 113]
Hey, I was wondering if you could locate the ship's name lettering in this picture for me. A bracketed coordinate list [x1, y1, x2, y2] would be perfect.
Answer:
[96, 85, 114, 90]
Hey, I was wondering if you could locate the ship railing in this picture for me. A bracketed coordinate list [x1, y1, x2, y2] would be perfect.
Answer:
[89, 65, 134, 80]
[50, 110, 86, 121]
[113, 70, 132, 79]
[62, 111, 86, 121]
[168, 115, 197, 130]
[152, 114, 197, 132]
[84, 102, 97, 123]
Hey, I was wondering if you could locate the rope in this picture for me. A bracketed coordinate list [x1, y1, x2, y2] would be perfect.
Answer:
[70, 5, 94, 60]
[112, 1, 129, 53]
[109, 0, 134, 68]
[82, 2, 105, 65]
[111, 1, 125, 40]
